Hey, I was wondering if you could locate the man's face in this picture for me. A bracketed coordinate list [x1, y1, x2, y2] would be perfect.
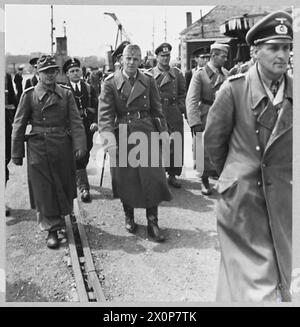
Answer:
[157, 53, 171, 67]
[38, 68, 58, 86]
[256, 43, 290, 79]
[212, 51, 228, 68]
[122, 49, 141, 76]
[66, 67, 82, 83]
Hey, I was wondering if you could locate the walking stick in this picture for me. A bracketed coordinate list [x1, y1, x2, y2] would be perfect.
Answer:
[99, 151, 107, 188]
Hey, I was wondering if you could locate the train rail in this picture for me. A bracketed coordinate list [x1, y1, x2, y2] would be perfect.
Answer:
[64, 199, 106, 302]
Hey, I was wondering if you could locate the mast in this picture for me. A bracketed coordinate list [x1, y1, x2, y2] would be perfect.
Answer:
[50, 5, 55, 55]
[164, 13, 167, 42]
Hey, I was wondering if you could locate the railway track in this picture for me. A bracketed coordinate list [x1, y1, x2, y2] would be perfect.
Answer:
[64, 198, 106, 302]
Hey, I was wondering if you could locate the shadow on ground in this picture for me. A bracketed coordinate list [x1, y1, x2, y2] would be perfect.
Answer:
[6, 209, 36, 226]
[6, 280, 49, 302]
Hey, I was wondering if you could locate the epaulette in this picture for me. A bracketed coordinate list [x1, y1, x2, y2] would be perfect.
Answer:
[228, 73, 245, 81]
[144, 70, 153, 77]
[104, 73, 114, 81]
[60, 84, 71, 89]
[24, 86, 34, 93]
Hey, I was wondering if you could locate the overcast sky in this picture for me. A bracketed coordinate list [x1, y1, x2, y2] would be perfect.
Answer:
[5, 4, 214, 59]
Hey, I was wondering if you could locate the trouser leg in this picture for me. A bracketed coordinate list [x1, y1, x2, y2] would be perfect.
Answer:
[122, 202, 136, 233]
[146, 206, 165, 242]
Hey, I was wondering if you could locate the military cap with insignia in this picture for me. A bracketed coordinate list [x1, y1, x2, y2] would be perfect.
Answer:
[210, 43, 230, 54]
[29, 57, 39, 68]
[193, 48, 210, 58]
[37, 55, 59, 72]
[246, 10, 293, 45]
[155, 42, 172, 55]
[63, 57, 81, 74]
[112, 41, 131, 60]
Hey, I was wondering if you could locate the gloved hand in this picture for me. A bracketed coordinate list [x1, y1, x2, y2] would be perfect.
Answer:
[191, 124, 204, 135]
[75, 149, 86, 160]
[90, 123, 98, 133]
[12, 158, 23, 166]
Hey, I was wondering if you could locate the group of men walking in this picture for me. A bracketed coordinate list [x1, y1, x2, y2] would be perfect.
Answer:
[6, 9, 293, 302]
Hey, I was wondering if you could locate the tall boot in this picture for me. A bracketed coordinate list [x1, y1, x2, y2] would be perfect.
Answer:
[76, 169, 91, 202]
[122, 202, 136, 233]
[201, 176, 212, 195]
[146, 207, 165, 242]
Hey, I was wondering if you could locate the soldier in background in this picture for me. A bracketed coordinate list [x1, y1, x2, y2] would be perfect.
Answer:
[149, 42, 187, 188]
[63, 58, 98, 203]
[25, 57, 39, 89]
[185, 48, 210, 89]
[5, 72, 18, 216]
[14, 65, 24, 103]
[11, 55, 86, 248]
[186, 43, 229, 195]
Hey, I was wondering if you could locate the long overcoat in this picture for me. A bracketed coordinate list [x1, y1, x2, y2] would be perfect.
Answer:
[148, 66, 186, 176]
[204, 64, 292, 301]
[186, 64, 228, 176]
[11, 82, 87, 217]
[98, 69, 172, 208]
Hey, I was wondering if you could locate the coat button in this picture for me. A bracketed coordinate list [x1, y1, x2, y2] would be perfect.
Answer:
[262, 163, 266, 168]
[43, 117, 46, 120]
[257, 181, 262, 186]
[255, 129, 259, 134]
[256, 146, 260, 151]
[144, 104, 147, 107]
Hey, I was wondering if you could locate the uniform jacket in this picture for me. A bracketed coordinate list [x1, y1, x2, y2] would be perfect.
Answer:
[68, 80, 98, 127]
[98, 69, 172, 208]
[11, 82, 87, 216]
[186, 63, 228, 130]
[204, 64, 292, 301]
[148, 66, 186, 133]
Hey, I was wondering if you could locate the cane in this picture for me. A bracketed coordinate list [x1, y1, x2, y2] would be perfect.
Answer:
[99, 151, 107, 188]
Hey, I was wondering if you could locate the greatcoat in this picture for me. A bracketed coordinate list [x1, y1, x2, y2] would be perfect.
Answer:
[186, 64, 228, 177]
[148, 66, 186, 176]
[11, 82, 87, 223]
[204, 64, 292, 301]
[98, 69, 172, 208]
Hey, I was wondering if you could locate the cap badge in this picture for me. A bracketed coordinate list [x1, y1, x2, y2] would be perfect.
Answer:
[275, 18, 288, 35]
[163, 47, 169, 52]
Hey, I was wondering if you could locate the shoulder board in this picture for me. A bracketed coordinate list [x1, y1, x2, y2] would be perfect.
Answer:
[173, 66, 181, 72]
[228, 73, 245, 81]
[60, 84, 71, 89]
[144, 70, 153, 77]
[24, 86, 34, 93]
[104, 73, 114, 81]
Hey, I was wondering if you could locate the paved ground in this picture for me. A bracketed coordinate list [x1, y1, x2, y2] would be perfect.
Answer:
[6, 121, 220, 302]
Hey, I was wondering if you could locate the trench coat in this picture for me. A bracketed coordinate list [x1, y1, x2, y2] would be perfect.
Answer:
[204, 64, 292, 301]
[98, 69, 172, 208]
[186, 64, 228, 177]
[11, 82, 87, 219]
[148, 66, 186, 176]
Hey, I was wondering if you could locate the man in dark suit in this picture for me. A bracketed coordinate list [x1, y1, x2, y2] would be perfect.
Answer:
[14, 66, 24, 103]
[25, 57, 39, 89]
[63, 58, 98, 202]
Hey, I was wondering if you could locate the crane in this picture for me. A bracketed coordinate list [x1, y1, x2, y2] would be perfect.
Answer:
[104, 12, 132, 49]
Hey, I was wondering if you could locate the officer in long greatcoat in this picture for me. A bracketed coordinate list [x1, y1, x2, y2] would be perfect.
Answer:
[63, 58, 98, 203]
[186, 42, 229, 195]
[11, 55, 87, 249]
[98, 44, 172, 242]
[148, 43, 186, 188]
[205, 10, 293, 301]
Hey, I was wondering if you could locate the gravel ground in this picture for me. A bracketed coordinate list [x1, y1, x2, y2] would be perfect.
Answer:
[5, 122, 220, 302]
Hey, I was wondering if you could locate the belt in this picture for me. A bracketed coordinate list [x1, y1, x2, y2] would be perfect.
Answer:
[31, 126, 67, 133]
[118, 110, 150, 122]
[201, 98, 213, 106]
[161, 98, 177, 106]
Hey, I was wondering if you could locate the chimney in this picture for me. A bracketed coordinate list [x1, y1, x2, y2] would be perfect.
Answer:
[186, 12, 192, 28]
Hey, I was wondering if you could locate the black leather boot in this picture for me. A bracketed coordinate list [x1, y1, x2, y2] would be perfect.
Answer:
[146, 207, 165, 242]
[122, 202, 136, 233]
[201, 176, 212, 195]
[46, 230, 59, 249]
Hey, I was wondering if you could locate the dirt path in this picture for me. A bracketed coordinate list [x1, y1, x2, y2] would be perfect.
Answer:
[6, 122, 220, 302]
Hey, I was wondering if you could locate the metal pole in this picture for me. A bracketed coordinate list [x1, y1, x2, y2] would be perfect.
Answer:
[200, 10, 204, 38]
[51, 5, 54, 55]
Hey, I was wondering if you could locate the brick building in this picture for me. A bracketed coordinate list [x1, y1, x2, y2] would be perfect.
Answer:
[180, 5, 292, 72]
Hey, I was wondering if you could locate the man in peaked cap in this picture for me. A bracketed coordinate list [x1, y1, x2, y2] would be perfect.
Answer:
[149, 42, 187, 188]
[11, 54, 86, 249]
[63, 57, 98, 203]
[25, 57, 39, 89]
[186, 41, 229, 196]
[205, 10, 293, 302]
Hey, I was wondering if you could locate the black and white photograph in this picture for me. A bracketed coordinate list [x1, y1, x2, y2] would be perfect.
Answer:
[3, 2, 295, 304]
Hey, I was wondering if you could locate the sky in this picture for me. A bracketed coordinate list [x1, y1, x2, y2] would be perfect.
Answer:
[5, 4, 214, 59]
